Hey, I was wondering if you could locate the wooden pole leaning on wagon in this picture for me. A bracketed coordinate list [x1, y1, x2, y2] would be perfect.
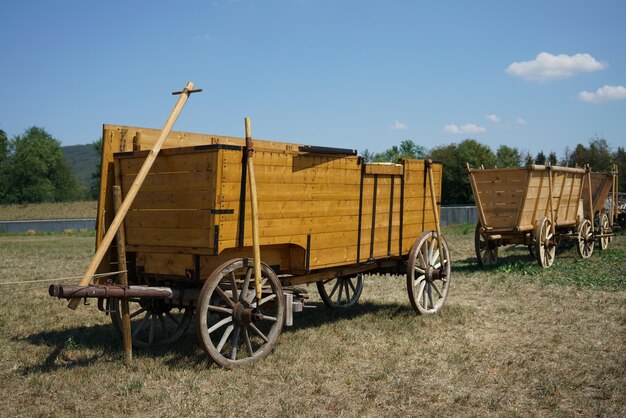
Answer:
[425, 160, 444, 264]
[244, 117, 263, 302]
[68, 82, 202, 309]
[113, 186, 132, 365]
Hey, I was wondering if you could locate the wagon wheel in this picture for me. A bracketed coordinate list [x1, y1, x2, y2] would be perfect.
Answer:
[316, 274, 363, 308]
[474, 222, 498, 266]
[407, 231, 451, 314]
[535, 217, 556, 268]
[576, 218, 594, 258]
[196, 258, 285, 368]
[599, 212, 610, 250]
[110, 297, 193, 349]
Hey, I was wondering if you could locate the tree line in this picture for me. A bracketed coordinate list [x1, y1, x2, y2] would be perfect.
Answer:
[1, 126, 624, 205]
[363, 137, 625, 204]
[0, 127, 100, 204]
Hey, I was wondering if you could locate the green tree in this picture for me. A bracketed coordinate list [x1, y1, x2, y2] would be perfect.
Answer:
[587, 136, 612, 171]
[89, 137, 103, 199]
[429, 139, 495, 204]
[0, 129, 9, 201]
[535, 151, 546, 165]
[372, 140, 426, 162]
[2, 127, 81, 203]
[496, 145, 521, 168]
[548, 151, 558, 166]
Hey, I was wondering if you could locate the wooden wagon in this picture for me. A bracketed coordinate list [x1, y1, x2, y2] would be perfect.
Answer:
[50, 89, 451, 367]
[581, 165, 619, 250]
[466, 164, 597, 268]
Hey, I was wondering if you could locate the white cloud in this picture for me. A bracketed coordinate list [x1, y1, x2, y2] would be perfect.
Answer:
[486, 114, 500, 123]
[505, 52, 607, 82]
[516, 117, 527, 125]
[443, 124, 486, 134]
[579, 85, 626, 103]
[390, 120, 407, 130]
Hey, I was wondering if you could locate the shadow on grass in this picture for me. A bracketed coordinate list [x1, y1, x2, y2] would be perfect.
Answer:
[18, 301, 421, 370]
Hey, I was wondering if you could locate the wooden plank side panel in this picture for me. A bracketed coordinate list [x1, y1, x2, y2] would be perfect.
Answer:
[126, 226, 211, 248]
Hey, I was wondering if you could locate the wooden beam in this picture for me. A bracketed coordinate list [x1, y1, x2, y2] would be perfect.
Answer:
[68, 82, 199, 309]
[113, 186, 132, 366]
[245, 118, 263, 301]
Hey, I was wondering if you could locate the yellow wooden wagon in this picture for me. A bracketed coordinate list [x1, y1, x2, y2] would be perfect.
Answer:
[50, 89, 451, 367]
[466, 164, 598, 268]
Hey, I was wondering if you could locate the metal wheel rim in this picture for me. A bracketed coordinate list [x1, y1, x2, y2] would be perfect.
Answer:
[196, 259, 284, 368]
[110, 297, 193, 349]
[475, 222, 497, 266]
[316, 274, 363, 308]
[407, 231, 451, 314]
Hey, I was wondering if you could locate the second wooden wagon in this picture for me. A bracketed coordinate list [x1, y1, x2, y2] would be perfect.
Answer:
[467, 164, 599, 268]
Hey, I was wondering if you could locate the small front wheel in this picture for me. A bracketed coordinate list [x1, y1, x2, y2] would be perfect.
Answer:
[407, 231, 451, 314]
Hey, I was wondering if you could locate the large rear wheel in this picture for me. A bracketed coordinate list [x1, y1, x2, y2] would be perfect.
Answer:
[196, 258, 285, 368]
[535, 217, 556, 268]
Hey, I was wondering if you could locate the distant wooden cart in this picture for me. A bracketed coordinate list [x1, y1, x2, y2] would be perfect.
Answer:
[466, 164, 599, 268]
[51, 121, 451, 367]
[581, 165, 619, 250]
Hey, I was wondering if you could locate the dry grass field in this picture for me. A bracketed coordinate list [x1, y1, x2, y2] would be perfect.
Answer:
[0, 201, 98, 221]
[0, 226, 624, 417]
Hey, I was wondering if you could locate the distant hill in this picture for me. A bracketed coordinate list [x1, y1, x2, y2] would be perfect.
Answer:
[62, 144, 100, 188]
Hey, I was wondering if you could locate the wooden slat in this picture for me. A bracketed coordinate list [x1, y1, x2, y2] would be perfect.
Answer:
[122, 171, 215, 192]
[126, 226, 211, 248]
[129, 190, 214, 210]
[125, 209, 212, 229]
[119, 152, 216, 175]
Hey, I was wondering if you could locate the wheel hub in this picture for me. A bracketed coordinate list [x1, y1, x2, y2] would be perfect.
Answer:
[232, 302, 263, 325]
[424, 265, 443, 283]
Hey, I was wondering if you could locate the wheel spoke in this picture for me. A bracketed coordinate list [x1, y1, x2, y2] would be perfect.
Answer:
[165, 310, 183, 327]
[230, 326, 241, 360]
[431, 282, 443, 298]
[431, 248, 440, 265]
[132, 311, 150, 337]
[427, 284, 435, 309]
[215, 286, 234, 308]
[229, 271, 238, 301]
[336, 279, 344, 304]
[243, 326, 254, 356]
[328, 279, 341, 299]
[262, 315, 278, 322]
[158, 313, 171, 338]
[148, 314, 156, 345]
[206, 305, 233, 315]
[207, 316, 233, 334]
[347, 278, 357, 293]
[130, 306, 147, 319]
[216, 324, 234, 352]
[240, 267, 253, 302]
[343, 280, 351, 302]
[249, 323, 269, 343]
[418, 249, 427, 269]
[258, 293, 277, 306]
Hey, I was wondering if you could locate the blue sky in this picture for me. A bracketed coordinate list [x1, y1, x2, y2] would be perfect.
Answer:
[1, 0, 625, 157]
